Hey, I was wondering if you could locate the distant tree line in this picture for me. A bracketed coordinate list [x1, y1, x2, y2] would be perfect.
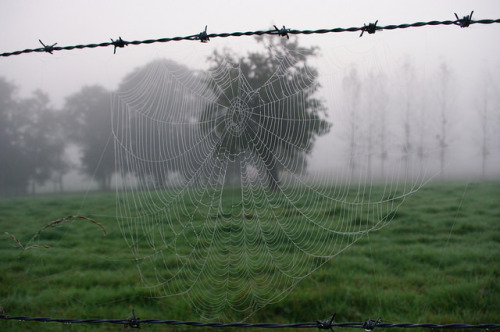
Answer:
[0, 37, 330, 196]
[1, 47, 498, 196]
[0, 77, 118, 195]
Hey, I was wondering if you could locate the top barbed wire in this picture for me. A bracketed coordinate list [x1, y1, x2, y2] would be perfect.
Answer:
[1, 11, 499, 57]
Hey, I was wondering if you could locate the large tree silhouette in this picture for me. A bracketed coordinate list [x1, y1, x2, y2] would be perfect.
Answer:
[64, 85, 114, 191]
[114, 59, 207, 188]
[0, 78, 66, 195]
[19, 90, 68, 193]
[0, 78, 25, 195]
[200, 36, 331, 190]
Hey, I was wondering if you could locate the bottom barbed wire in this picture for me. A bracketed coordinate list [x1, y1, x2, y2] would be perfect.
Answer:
[1, 314, 499, 330]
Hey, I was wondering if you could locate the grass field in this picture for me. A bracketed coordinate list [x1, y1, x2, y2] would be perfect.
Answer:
[0, 180, 499, 331]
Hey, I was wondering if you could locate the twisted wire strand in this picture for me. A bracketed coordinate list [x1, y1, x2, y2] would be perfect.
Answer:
[1, 314, 499, 329]
[1, 17, 499, 57]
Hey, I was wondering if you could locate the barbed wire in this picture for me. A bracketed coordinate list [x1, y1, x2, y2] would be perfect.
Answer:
[1, 11, 499, 57]
[1, 311, 499, 330]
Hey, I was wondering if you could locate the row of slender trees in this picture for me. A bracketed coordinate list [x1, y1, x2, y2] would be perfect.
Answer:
[338, 60, 499, 180]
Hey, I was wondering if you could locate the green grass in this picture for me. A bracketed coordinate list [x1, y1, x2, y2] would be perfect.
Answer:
[0, 181, 499, 331]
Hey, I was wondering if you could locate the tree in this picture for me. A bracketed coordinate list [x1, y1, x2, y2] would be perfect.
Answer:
[0, 78, 67, 195]
[64, 85, 114, 191]
[362, 69, 390, 180]
[114, 59, 208, 188]
[17, 90, 68, 194]
[400, 59, 415, 170]
[200, 36, 331, 190]
[415, 80, 429, 168]
[435, 63, 452, 177]
[476, 71, 498, 178]
[0, 78, 25, 195]
[342, 66, 362, 175]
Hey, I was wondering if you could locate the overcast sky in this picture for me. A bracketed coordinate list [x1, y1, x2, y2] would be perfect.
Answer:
[1, 0, 499, 107]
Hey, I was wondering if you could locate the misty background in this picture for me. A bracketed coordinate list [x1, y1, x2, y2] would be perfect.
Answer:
[1, 0, 499, 195]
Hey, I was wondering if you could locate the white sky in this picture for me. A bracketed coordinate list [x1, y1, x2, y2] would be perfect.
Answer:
[1, 0, 499, 107]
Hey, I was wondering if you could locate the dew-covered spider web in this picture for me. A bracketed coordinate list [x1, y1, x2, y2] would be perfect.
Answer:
[112, 39, 430, 319]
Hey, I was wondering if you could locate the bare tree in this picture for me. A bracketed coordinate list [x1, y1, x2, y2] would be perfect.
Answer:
[362, 70, 390, 180]
[435, 63, 452, 177]
[363, 71, 391, 179]
[342, 66, 362, 175]
[401, 59, 415, 170]
[364, 71, 376, 180]
[476, 71, 499, 178]
[415, 81, 429, 168]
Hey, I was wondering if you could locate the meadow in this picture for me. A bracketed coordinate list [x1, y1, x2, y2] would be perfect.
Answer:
[0, 180, 499, 331]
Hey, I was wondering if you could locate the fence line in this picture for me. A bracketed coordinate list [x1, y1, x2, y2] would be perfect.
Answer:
[1, 11, 499, 57]
[1, 311, 499, 330]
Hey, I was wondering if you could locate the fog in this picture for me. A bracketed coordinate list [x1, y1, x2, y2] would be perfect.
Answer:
[1, 0, 499, 194]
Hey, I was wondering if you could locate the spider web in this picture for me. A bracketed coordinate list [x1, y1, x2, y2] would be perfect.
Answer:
[111, 45, 427, 319]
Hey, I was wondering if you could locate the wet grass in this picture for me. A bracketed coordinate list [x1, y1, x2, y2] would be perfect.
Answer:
[0, 180, 499, 331]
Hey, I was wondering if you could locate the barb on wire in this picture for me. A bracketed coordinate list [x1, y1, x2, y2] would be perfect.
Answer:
[360, 20, 379, 37]
[2, 12, 500, 57]
[38, 39, 57, 54]
[363, 317, 381, 331]
[455, 11, 474, 28]
[111, 36, 128, 54]
[127, 309, 140, 329]
[196, 25, 210, 43]
[317, 313, 337, 331]
[274, 25, 290, 39]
